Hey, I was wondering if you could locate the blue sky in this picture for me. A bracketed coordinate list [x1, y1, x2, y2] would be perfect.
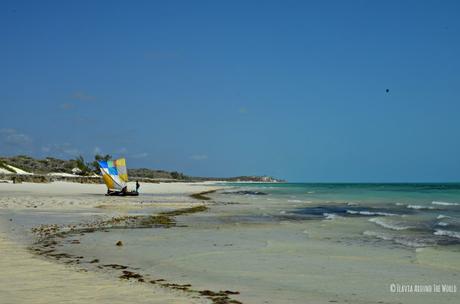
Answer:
[1, 0, 459, 182]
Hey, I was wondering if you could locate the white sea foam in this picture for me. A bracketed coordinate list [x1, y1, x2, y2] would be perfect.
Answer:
[288, 200, 302, 203]
[363, 230, 392, 240]
[346, 210, 396, 216]
[368, 217, 412, 231]
[437, 222, 449, 227]
[437, 214, 450, 219]
[432, 201, 459, 206]
[407, 205, 435, 210]
[323, 213, 341, 220]
[434, 229, 460, 239]
[394, 239, 429, 248]
[363, 231, 427, 248]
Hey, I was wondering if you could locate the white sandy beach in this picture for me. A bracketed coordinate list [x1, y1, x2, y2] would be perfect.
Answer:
[0, 181, 219, 304]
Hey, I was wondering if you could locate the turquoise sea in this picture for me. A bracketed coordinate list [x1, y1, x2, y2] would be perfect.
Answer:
[219, 183, 460, 247]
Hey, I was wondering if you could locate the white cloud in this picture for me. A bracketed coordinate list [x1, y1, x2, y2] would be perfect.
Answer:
[63, 148, 79, 156]
[0, 128, 32, 146]
[71, 91, 95, 101]
[131, 152, 149, 159]
[41, 143, 80, 157]
[190, 154, 208, 161]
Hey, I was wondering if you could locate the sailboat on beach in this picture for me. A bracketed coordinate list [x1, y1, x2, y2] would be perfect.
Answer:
[98, 158, 139, 196]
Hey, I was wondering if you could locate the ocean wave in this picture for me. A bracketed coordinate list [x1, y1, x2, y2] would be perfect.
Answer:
[347, 210, 396, 216]
[363, 230, 392, 241]
[407, 205, 435, 210]
[437, 214, 449, 219]
[295, 205, 402, 218]
[288, 199, 303, 203]
[437, 222, 449, 227]
[368, 218, 412, 231]
[432, 201, 459, 206]
[323, 213, 341, 220]
[363, 231, 428, 248]
[434, 229, 460, 239]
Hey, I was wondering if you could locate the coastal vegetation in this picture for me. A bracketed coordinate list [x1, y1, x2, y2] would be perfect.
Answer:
[0, 155, 77, 174]
[74, 155, 93, 176]
[0, 155, 283, 182]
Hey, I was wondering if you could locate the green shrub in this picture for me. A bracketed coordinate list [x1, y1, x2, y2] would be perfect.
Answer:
[74, 155, 92, 175]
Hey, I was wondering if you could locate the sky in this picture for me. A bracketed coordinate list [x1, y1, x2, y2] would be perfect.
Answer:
[1, 0, 459, 182]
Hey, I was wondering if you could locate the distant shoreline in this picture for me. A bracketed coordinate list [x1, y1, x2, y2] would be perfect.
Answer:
[0, 155, 284, 183]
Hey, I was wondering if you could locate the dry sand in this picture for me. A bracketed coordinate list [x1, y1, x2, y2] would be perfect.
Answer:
[0, 231, 207, 304]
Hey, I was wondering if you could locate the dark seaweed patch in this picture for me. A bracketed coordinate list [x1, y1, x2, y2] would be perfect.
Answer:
[119, 270, 143, 280]
[103, 264, 128, 270]
[222, 191, 267, 196]
[190, 190, 216, 200]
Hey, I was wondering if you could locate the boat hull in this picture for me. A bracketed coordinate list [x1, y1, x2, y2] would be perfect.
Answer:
[105, 191, 139, 196]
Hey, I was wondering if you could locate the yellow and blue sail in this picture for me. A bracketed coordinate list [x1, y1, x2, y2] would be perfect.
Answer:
[98, 158, 129, 191]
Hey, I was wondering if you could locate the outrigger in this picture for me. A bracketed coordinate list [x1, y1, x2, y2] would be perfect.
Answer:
[98, 158, 139, 196]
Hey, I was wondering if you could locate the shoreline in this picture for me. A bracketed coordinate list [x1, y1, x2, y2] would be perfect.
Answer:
[1, 181, 459, 304]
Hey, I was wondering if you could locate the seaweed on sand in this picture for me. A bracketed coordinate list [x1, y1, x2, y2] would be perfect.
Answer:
[190, 190, 217, 201]
[137, 205, 209, 228]
[29, 202, 244, 303]
[160, 205, 208, 216]
[140, 215, 175, 227]
[199, 290, 242, 304]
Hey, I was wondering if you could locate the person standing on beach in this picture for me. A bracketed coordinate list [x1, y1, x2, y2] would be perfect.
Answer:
[136, 180, 140, 193]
